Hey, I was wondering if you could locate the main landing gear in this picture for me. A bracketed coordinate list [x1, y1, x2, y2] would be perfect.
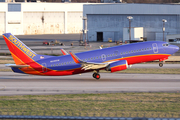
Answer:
[92, 70, 100, 79]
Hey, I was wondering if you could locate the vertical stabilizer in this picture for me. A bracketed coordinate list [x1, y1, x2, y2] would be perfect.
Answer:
[3, 33, 37, 65]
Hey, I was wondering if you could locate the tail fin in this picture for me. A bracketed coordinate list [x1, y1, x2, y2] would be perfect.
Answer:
[3, 33, 38, 65]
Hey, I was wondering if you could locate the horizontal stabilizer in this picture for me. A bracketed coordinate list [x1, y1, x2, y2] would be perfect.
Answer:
[5, 64, 29, 68]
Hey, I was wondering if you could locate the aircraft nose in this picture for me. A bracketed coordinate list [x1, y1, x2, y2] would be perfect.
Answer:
[174, 45, 179, 53]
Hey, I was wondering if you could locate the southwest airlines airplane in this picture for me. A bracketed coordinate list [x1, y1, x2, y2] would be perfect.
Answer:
[3, 33, 179, 79]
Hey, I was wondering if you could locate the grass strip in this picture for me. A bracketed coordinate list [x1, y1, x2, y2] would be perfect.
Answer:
[0, 93, 179, 118]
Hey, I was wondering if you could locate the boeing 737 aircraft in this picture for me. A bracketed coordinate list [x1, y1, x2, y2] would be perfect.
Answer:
[3, 33, 179, 79]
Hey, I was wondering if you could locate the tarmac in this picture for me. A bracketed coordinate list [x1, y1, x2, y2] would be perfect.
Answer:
[0, 72, 180, 96]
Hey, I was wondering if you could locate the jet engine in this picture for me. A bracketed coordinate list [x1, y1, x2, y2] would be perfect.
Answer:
[106, 60, 128, 73]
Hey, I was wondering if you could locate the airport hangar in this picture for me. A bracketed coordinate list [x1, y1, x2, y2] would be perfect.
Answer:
[83, 4, 180, 42]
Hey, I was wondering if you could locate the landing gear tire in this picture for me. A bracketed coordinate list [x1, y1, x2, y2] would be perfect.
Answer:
[92, 73, 100, 79]
[92, 73, 96, 78]
[95, 73, 100, 79]
[159, 63, 163, 67]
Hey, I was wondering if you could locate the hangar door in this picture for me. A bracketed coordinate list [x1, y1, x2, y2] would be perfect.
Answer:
[23, 12, 65, 34]
[97, 32, 103, 42]
[67, 12, 82, 33]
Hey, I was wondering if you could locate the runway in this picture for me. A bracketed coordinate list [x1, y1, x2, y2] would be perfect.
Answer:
[0, 72, 180, 96]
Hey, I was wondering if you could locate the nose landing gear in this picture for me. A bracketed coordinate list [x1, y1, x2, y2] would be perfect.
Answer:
[159, 62, 163, 67]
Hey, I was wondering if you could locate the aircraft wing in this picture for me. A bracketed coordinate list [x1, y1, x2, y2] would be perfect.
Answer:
[80, 62, 108, 70]
[69, 52, 109, 70]
[5, 64, 30, 68]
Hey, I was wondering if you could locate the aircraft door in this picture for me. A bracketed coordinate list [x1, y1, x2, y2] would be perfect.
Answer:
[101, 54, 106, 61]
[42, 63, 47, 73]
[152, 43, 158, 53]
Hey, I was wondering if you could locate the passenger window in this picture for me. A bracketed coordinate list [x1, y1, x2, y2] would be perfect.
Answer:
[131, 50, 133, 53]
[134, 50, 136, 53]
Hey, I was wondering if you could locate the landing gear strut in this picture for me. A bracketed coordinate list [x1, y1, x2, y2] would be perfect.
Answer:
[92, 70, 100, 79]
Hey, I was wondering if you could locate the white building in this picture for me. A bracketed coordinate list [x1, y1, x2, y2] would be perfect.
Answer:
[0, 2, 86, 35]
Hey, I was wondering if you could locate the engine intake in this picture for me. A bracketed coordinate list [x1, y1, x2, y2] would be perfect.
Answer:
[106, 60, 128, 73]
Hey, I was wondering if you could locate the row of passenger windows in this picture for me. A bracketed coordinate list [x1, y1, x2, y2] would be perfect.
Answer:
[120, 47, 152, 55]
[50, 47, 152, 67]
[51, 61, 75, 67]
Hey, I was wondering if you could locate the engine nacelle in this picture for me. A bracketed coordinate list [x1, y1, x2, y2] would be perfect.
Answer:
[106, 60, 128, 73]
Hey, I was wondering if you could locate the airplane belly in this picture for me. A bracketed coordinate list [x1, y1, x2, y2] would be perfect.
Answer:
[40, 68, 88, 76]
[124, 54, 170, 65]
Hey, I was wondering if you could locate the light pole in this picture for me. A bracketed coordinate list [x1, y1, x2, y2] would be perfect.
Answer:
[82, 16, 87, 46]
[162, 19, 167, 41]
[127, 16, 133, 41]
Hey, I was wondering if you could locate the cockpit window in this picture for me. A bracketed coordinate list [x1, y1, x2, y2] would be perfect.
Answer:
[162, 43, 169, 47]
